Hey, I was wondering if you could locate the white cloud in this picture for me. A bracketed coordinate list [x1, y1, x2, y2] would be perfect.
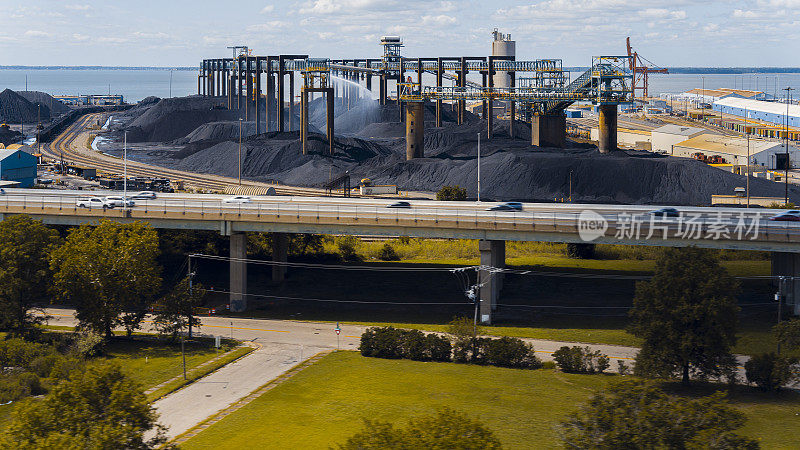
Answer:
[64, 4, 91, 11]
[260, 5, 275, 13]
[24, 30, 51, 38]
[72, 33, 90, 41]
[421, 15, 457, 26]
[132, 31, 170, 39]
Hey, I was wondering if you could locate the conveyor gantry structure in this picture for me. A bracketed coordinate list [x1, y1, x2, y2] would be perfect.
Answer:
[199, 47, 631, 161]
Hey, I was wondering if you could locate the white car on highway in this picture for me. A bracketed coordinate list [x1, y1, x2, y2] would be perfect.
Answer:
[131, 191, 157, 200]
[76, 197, 112, 209]
[222, 195, 251, 204]
[105, 196, 135, 208]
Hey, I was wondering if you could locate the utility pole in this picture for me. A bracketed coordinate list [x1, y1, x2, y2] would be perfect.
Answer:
[776, 276, 785, 355]
[745, 106, 750, 208]
[169, 69, 173, 98]
[784, 87, 794, 206]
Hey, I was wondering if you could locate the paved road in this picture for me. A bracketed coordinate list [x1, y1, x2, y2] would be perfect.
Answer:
[43, 307, 754, 440]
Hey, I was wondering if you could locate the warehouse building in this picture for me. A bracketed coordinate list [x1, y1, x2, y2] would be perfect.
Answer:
[0, 146, 37, 187]
[713, 97, 800, 130]
[651, 124, 705, 153]
[672, 134, 798, 170]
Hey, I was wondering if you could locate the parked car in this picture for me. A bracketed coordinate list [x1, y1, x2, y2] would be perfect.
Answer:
[487, 202, 523, 212]
[131, 191, 157, 200]
[387, 201, 411, 208]
[648, 207, 680, 218]
[769, 211, 800, 222]
[76, 197, 112, 209]
[222, 195, 251, 204]
[105, 196, 135, 208]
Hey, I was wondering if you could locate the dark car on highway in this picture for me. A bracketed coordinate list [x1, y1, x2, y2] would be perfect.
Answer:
[487, 202, 523, 212]
[648, 207, 680, 218]
[387, 201, 411, 208]
[769, 210, 800, 222]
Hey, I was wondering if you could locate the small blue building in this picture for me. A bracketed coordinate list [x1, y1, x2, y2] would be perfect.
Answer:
[0, 147, 37, 188]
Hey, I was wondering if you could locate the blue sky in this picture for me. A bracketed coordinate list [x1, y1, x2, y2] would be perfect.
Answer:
[1, 0, 799, 67]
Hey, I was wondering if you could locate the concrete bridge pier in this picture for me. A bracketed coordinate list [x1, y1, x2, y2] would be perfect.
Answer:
[479, 239, 506, 324]
[598, 104, 618, 153]
[272, 232, 289, 282]
[771, 252, 800, 315]
[229, 232, 248, 312]
[405, 102, 424, 160]
[532, 113, 566, 148]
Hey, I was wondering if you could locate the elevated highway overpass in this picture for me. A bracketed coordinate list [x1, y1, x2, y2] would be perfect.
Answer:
[2, 189, 800, 321]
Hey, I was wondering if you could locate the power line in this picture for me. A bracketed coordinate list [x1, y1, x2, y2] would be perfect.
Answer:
[203, 288, 472, 306]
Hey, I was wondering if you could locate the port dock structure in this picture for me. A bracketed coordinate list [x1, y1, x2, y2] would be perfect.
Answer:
[400, 56, 633, 155]
[300, 59, 335, 156]
[197, 53, 581, 155]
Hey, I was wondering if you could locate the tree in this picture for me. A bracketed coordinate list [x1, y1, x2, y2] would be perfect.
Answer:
[774, 318, 800, 352]
[0, 215, 60, 336]
[339, 408, 502, 449]
[561, 380, 759, 449]
[0, 363, 169, 449]
[744, 353, 800, 392]
[629, 247, 740, 385]
[436, 185, 467, 201]
[50, 220, 162, 338]
[153, 275, 205, 340]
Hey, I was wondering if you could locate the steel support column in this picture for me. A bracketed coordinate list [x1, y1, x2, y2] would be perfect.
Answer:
[598, 104, 618, 153]
[436, 57, 443, 128]
[288, 71, 294, 131]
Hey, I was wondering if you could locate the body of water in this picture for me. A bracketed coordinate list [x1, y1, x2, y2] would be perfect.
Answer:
[2, 68, 800, 103]
[0, 68, 198, 103]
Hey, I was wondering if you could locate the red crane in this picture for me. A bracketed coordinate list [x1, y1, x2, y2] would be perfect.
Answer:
[626, 37, 668, 100]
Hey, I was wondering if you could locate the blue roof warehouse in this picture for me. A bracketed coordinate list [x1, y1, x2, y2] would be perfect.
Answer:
[0, 147, 37, 188]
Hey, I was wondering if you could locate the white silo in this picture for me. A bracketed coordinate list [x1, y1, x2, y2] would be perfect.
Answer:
[492, 29, 515, 90]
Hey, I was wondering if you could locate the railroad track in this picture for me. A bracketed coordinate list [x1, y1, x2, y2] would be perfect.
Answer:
[42, 112, 327, 195]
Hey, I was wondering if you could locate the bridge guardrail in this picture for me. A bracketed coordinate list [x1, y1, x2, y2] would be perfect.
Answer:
[1, 194, 799, 247]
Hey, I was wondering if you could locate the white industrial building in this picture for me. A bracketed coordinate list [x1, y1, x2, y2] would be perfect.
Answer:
[672, 134, 798, 169]
[650, 124, 705, 153]
[713, 97, 800, 129]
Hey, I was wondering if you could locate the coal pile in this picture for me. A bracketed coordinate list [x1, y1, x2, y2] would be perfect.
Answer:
[18, 91, 70, 115]
[0, 124, 21, 146]
[0, 89, 49, 123]
[124, 96, 240, 143]
[109, 94, 800, 205]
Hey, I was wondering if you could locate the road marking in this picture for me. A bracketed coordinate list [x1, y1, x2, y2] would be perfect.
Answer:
[202, 324, 290, 333]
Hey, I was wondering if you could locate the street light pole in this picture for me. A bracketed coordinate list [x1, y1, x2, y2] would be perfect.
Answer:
[238, 118, 243, 186]
[784, 87, 794, 206]
[476, 133, 481, 203]
[123, 131, 127, 212]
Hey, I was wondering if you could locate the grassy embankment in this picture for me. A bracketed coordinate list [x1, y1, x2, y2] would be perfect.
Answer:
[179, 351, 800, 449]
[227, 238, 777, 355]
[0, 330, 252, 427]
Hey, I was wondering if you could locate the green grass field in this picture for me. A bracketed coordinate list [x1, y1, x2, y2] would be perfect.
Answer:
[180, 352, 800, 449]
[96, 337, 241, 392]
